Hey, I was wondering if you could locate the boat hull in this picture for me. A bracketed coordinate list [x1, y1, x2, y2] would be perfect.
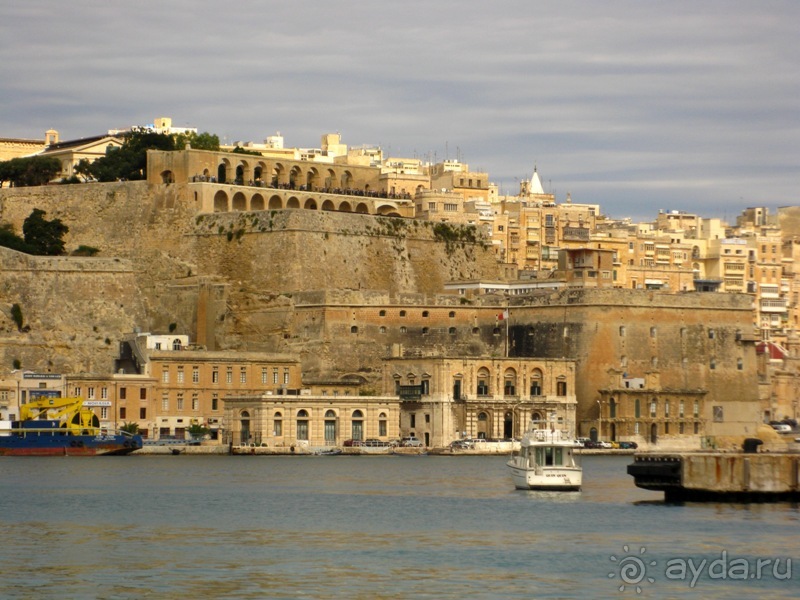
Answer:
[0, 433, 143, 456]
[507, 462, 582, 491]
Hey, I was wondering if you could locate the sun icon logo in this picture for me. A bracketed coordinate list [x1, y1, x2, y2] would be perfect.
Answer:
[609, 545, 657, 594]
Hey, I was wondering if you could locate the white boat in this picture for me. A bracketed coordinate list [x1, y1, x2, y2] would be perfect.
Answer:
[507, 428, 582, 491]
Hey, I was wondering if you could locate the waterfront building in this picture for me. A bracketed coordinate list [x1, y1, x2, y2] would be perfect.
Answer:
[382, 356, 577, 448]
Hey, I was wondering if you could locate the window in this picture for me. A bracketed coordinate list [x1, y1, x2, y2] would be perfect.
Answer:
[162, 395, 169, 411]
[101, 387, 108, 400]
[192, 367, 199, 384]
[410, 414, 416, 428]
[609, 398, 616, 418]
[212, 368, 219, 384]
[297, 409, 309, 441]
[192, 394, 199, 411]
[650, 401, 657, 418]
[172, 338, 182, 351]
[212, 394, 218, 411]
[694, 422, 699, 434]
[177, 367, 184, 384]
[273, 368, 279, 384]
[399, 310, 406, 317]
[162, 368, 169, 383]
[100, 407, 108, 420]
[634, 399, 641, 418]
[422, 311, 429, 318]
[379, 413, 387, 437]
[351, 410, 364, 441]
[679, 401, 685, 418]
[664, 401, 670, 417]
[448, 327, 456, 335]
[380, 326, 387, 334]
[619, 326, 626, 337]
[379, 310, 386, 317]
[177, 395, 184, 410]
[274, 412, 283, 437]
[556, 381, 567, 396]
[119, 387, 127, 400]
[650, 327, 657, 338]
[710, 358, 716, 370]
[708, 329, 715, 339]
[693, 401, 699, 417]
[350, 326, 358, 334]
[140, 388, 146, 400]
[283, 369, 289, 385]
[140, 408, 147, 419]
[737, 358, 743, 371]
[449, 311, 455, 318]
[88, 387, 95, 399]
[227, 368, 233, 384]
[240, 368, 247, 384]
[120, 407, 126, 419]
[713, 406, 724, 422]
[422, 327, 429, 335]
[261, 368, 267, 384]
[400, 326, 407, 334]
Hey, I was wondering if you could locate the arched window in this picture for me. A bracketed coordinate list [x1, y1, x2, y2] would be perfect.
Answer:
[503, 368, 517, 396]
[297, 409, 309, 441]
[448, 327, 456, 335]
[350, 326, 358, 334]
[477, 411, 489, 439]
[422, 311, 429, 318]
[273, 411, 283, 436]
[324, 410, 336, 443]
[379, 412, 387, 437]
[240, 410, 251, 444]
[351, 410, 364, 441]
[449, 311, 456, 318]
[172, 338, 182, 350]
[379, 326, 387, 334]
[529, 369, 542, 396]
[477, 368, 490, 396]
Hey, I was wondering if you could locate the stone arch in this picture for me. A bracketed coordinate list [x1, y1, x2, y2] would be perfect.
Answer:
[217, 161, 229, 183]
[269, 195, 283, 210]
[304, 198, 318, 210]
[289, 166, 302, 189]
[251, 193, 265, 211]
[160, 170, 174, 183]
[232, 191, 247, 211]
[376, 204, 398, 216]
[477, 367, 490, 396]
[213, 190, 229, 212]
[324, 168, 336, 190]
[321, 199, 336, 211]
[286, 196, 301, 209]
[272, 163, 285, 187]
[254, 162, 267, 183]
[340, 170, 353, 190]
[339, 201, 352, 213]
[476, 411, 490, 439]
[306, 167, 320, 190]
[235, 163, 245, 185]
[355, 202, 370, 214]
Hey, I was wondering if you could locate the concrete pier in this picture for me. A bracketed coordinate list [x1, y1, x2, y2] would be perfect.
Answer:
[628, 450, 800, 502]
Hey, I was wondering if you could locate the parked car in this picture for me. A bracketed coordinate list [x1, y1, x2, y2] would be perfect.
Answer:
[583, 440, 602, 448]
[771, 423, 792, 433]
[618, 441, 638, 449]
[400, 436, 423, 447]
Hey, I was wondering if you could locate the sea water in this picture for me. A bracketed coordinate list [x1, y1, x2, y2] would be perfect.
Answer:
[0, 455, 797, 599]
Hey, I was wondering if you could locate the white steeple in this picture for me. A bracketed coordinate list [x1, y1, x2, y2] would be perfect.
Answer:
[530, 165, 544, 195]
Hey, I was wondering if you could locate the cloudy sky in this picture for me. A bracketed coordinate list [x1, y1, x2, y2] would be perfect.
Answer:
[2, 1, 798, 222]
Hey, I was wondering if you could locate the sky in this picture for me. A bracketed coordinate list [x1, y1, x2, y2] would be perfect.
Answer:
[1, 1, 798, 222]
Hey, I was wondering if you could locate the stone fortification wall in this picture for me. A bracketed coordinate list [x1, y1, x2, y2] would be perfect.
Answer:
[0, 248, 145, 373]
[0, 182, 500, 374]
[506, 288, 759, 436]
[188, 210, 496, 296]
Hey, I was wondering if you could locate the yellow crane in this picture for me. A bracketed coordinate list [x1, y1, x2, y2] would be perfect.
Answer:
[20, 397, 101, 435]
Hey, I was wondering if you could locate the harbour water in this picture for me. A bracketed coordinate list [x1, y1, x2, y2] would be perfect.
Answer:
[0, 454, 797, 599]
